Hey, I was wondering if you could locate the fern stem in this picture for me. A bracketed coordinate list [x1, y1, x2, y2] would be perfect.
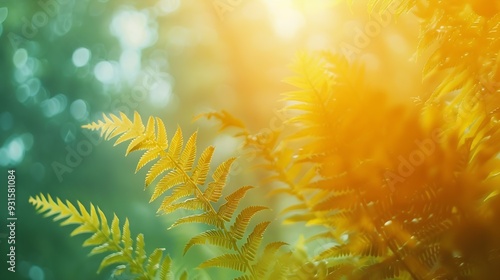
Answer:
[354, 187, 421, 280]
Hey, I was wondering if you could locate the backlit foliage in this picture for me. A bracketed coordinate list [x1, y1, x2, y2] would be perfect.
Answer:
[82, 112, 290, 279]
[30, 1, 500, 279]
[29, 194, 172, 280]
[202, 26, 500, 280]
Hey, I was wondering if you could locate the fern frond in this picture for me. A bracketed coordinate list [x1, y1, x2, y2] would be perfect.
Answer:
[218, 186, 253, 222]
[241, 221, 270, 262]
[193, 110, 246, 132]
[184, 229, 233, 254]
[29, 193, 171, 280]
[230, 206, 269, 240]
[204, 157, 235, 200]
[83, 112, 290, 278]
[168, 212, 222, 230]
[198, 253, 246, 271]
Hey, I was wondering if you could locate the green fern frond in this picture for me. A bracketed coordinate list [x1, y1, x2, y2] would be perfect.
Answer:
[29, 193, 171, 280]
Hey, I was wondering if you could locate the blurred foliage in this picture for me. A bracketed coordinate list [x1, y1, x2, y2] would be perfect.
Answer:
[2, 0, 499, 279]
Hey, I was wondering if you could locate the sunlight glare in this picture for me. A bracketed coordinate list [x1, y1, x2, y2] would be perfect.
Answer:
[110, 10, 154, 50]
[263, 0, 305, 39]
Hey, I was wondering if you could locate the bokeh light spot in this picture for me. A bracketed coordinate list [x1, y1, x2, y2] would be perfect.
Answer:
[70, 99, 88, 121]
[13, 48, 28, 68]
[111, 10, 155, 50]
[27, 78, 41, 97]
[120, 49, 141, 80]
[72, 47, 91, 67]
[16, 84, 31, 103]
[149, 80, 172, 108]
[40, 94, 67, 118]
[158, 0, 180, 14]
[7, 137, 25, 164]
[28, 265, 44, 280]
[265, 0, 305, 39]
[94, 61, 115, 83]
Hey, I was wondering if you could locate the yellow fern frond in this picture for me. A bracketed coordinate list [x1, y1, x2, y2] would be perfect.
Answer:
[184, 229, 233, 255]
[230, 206, 269, 240]
[83, 112, 290, 278]
[218, 186, 253, 222]
[199, 253, 246, 271]
[29, 193, 171, 280]
[241, 221, 270, 262]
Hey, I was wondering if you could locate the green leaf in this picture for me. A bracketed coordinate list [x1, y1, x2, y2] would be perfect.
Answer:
[98, 252, 127, 273]
[145, 248, 165, 276]
[158, 255, 171, 280]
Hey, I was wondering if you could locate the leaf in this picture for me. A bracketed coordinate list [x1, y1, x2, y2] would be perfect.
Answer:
[80, 112, 288, 277]
[252, 242, 288, 278]
[168, 126, 183, 159]
[29, 194, 169, 279]
[145, 248, 165, 276]
[145, 157, 175, 187]
[122, 219, 133, 256]
[161, 198, 208, 215]
[158, 255, 171, 280]
[218, 186, 254, 222]
[98, 252, 127, 273]
[135, 234, 147, 267]
[179, 271, 188, 280]
[136, 147, 162, 173]
[241, 221, 271, 262]
[204, 157, 236, 202]
[150, 169, 186, 202]
[199, 254, 246, 272]
[158, 187, 193, 214]
[111, 214, 121, 244]
[180, 132, 197, 171]
[230, 206, 268, 240]
[184, 229, 233, 255]
[192, 146, 215, 185]
[168, 212, 222, 229]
